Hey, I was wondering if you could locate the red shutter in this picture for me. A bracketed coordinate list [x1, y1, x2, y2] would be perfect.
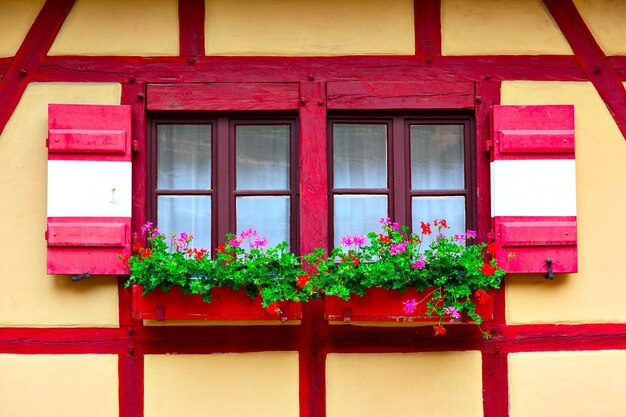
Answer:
[490, 105, 577, 275]
[46, 104, 132, 276]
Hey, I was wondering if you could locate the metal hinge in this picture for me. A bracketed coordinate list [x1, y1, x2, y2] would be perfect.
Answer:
[131, 232, 139, 243]
[485, 139, 494, 152]
[132, 139, 139, 152]
[486, 232, 495, 241]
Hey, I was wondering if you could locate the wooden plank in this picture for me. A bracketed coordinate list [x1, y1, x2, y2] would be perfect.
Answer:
[47, 221, 127, 247]
[37, 55, 587, 84]
[482, 351, 509, 417]
[544, 0, 626, 141]
[327, 81, 474, 109]
[146, 82, 299, 111]
[0, 0, 75, 136]
[414, 0, 441, 56]
[178, 0, 205, 56]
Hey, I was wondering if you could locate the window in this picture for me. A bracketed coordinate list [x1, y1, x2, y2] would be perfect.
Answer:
[329, 115, 474, 247]
[150, 116, 298, 251]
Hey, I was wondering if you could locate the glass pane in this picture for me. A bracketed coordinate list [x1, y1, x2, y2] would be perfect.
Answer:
[236, 196, 290, 247]
[333, 124, 387, 189]
[157, 124, 211, 190]
[412, 196, 465, 247]
[236, 125, 290, 190]
[411, 124, 464, 190]
[158, 196, 212, 250]
[334, 195, 387, 247]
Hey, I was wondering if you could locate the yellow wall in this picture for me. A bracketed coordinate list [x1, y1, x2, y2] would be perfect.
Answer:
[48, 0, 179, 56]
[502, 81, 626, 324]
[0, 354, 118, 417]
[205, 0, 414, 56]
[0, 82, 120, 327]
[0, 0, 44, 57]
[326, 351, 483, 417]
[574, 0, 626, 56]
[144, 352, 299, 417]
[509, 350, 626, 417]
[441, 0, 573, 55]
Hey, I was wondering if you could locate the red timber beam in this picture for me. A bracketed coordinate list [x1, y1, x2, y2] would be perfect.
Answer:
[544, 0, 626, 141]
[178, 0, 205, 57]
[414, 0, 441, 57]
[0, 0, 75, 136]
[36, 55, 588, 84]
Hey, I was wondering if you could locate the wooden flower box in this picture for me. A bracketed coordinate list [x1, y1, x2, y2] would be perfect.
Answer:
[131, 285, 302, 321]
[324, 287, 493, 323]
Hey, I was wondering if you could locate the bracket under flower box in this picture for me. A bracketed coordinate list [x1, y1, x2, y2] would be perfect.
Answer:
[132, 285, 302, 321]
[324, 287, 493, 323]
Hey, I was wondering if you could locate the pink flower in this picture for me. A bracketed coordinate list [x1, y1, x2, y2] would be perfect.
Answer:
[411, 255, 425, 269]
[341, 235, 354, 246]
[379, 217, 391, 225]
[250, 237, 268, 249]
[353, 234, 366, 247]
[240, 228, 257, 239]
[229, 236, 242, 247]
[466, 230, 477, 239]
[140, 221, 153, 235]
[389, 243, 407, 255]
[402, 298, 418, 314]
[443, 306, 461, 322]
[392, 222, 400, 231]
[454, 234, 466, 241]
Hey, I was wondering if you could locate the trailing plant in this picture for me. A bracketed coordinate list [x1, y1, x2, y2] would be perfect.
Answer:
[310, 218, 507, 338]
[123, 222, 321, 313]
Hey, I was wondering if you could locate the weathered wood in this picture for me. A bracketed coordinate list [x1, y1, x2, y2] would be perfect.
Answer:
[482, 351, 508, 417]
[414, 0, 441, 56]
[178, 0, 205, 56]
[146, 82, 299, 111]
[544, 0, 626, 141]
[501, 324, 626, 352]
[119, 353, 143, 417]
[327, 81, 474, 109]
[0, 0, 75, 136]
[37, 55, 587, 84]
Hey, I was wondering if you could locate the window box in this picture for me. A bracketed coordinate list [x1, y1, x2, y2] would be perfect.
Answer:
[131, 284, 302, 322]
[324, 287, 493, 323]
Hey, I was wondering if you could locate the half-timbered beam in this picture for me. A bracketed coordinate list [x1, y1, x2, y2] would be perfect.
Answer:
[178, 0, 205, 57]
[0, 0, 75, 136]
[414, 0, 442, 57]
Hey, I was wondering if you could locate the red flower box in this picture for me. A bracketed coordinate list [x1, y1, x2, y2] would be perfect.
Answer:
[324, 287, 493, 322]
[131, 285, 302, 321]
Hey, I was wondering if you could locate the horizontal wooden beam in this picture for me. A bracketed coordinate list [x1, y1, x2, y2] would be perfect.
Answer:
[147, 82, 299, 111]
[37, 55, 587, 84]
[327, 81, 474, 109]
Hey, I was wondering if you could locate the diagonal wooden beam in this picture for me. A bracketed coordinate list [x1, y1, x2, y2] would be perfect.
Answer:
[544, 0, 626, 141]
[0, 0, 75, 136]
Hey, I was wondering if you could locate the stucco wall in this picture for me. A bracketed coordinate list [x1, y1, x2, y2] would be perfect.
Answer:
[0, 0, 44, 57]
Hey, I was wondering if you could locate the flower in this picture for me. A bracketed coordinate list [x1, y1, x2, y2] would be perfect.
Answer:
[379, 234, 390, 244]
[421, 222, 432, 235]
[140, 248, 153, 258]
[474, 289, 491, 305]
[348, 252, 359, 267]
[411, 255, 426, 269]
[229, 236, 242, 247]
[216, 243, 225, 253]
[340, 235, 354, 246]
[379, 217, 391, 225]
[434, 219, 449, 229]
[250, 237, 268, 249]
[140, 221, 153, 235]
[487, 241, 500, 255]
[443, 306, 461, 322]
[240, 228, 257, 239]
[132, 242, 143, 253]
[466, 230, 477, 239]
[389, 242, 407, 255]
[392, 222, 400, 231]
[297, 274, 311, 288]
[353, 234, 366, 247]
[454, 234, 466, 241]
[433, 325, 447, 336]
[402, 298, 419, 314]
[121, 255, 130, 265]
[481, 263, 496, 276]
[266, 302, 281, 315]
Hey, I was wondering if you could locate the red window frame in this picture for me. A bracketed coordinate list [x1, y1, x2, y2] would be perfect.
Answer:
[147, 114, 300, 253]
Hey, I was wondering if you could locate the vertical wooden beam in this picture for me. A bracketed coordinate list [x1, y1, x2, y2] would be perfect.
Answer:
[544, 0, 626, 141]
[179, 0, 206, 57]
[482, 350, 509, 417]
[0, 0, 75, 136]
[414, 0, 442, 57]
[119, 353, 144, 417]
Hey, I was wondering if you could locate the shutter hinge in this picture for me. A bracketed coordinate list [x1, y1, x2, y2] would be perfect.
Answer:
[45, 138, 49, 148]
[131, 232, 139, 243]
[131, 139, 139, 152]
[485, 139, 494, 152]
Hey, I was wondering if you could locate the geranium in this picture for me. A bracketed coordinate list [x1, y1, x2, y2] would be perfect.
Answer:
[402, 298, 419, 314]
[433, 325, 447, 336]
[421, 222, 432, 235]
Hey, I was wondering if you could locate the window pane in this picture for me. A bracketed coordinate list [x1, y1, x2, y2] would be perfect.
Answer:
[333, 124, 387, 189]
[334, 195, 387, 247]
[411, 124, 464, 190]
[157, 124, 211, 190]
[236, 125, 290, 190]
[412, 196, 465, 247]
[236, 196, 290, 247]
[158, 196, 212, 250]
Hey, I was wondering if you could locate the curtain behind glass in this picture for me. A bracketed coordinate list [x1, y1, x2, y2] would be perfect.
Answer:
[157, 124, 211, 190]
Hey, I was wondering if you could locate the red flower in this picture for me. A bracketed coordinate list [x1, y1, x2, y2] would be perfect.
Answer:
[421, 222, 432, 235]
[434, 219, 449, 229]
[379, 234, 390, 244]
[297, 274, 311, 289]
[474, 289, 491, 305]
[408, 237, 421, 244]
[140, 248, 153, 258]
[487, 241, 500, 255]
[433, 325, 447, 336]
[121, 255, 130, 265]
[195, 249, 208, 261]
[216, 243, 225, 253]
[132, 243, 143, 253]
[481, 263, 496, 276]
[266, 302, 281, 315]
[349, 253, 359, 267]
